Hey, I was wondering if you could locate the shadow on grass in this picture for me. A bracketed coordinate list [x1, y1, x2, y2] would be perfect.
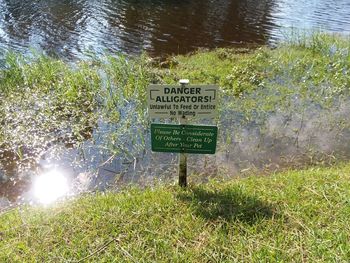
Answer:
[177, 186, 275, 224]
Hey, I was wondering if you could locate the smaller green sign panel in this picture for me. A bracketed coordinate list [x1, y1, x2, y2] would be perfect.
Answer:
[151, 123, 218, 154]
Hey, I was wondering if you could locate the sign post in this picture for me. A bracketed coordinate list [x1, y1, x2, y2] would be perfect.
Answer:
[178, 79, 189, 187]
[147, 80, 219, 188]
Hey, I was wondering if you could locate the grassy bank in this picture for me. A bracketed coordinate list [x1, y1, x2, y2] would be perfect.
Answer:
[1, 163, 350, 262]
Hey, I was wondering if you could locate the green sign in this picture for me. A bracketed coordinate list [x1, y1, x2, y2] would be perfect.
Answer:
[151, 123, 218, 154]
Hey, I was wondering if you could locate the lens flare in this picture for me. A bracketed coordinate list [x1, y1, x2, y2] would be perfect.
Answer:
[33, 170, 69, 204]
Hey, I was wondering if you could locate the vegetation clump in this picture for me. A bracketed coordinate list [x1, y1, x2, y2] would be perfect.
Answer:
[1, 33, 350, 190]
[0, 54, 100, 174]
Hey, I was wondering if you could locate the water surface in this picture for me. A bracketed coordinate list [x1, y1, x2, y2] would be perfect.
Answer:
[0, 0, 349, 58]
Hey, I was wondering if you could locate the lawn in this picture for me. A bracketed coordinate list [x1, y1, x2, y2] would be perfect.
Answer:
[1, 163, 350, 262]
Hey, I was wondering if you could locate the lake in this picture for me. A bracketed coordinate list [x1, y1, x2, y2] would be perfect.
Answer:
[0, 0, 350, 58]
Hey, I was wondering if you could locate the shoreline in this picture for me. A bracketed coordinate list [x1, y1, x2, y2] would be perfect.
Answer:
[1, 32, 350, 207]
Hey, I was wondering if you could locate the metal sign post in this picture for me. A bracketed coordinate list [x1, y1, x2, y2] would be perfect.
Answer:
[178, 79, 189, 187]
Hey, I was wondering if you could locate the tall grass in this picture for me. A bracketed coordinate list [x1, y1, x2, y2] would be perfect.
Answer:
[0, 53, 101, 175]
[1, 32, 350, 183]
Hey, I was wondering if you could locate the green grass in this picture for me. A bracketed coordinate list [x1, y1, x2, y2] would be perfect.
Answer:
[1, 163, 350, 262]
[153, 33, 350, 92]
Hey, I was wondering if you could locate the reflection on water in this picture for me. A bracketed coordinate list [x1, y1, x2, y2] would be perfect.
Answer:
[0, 0, 349, 58]
[4, 93, 350, 206]
[2, 93, 350, 207]
[32, 170, 69, 205]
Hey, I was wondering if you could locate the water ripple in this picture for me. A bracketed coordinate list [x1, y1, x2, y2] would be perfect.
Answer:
[0, 0, 349, 58]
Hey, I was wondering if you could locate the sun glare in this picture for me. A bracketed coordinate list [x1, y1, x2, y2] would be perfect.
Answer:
[33, 170, 69, 205]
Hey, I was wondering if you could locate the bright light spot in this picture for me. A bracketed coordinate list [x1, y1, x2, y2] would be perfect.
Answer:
[33, 170, 69, 205]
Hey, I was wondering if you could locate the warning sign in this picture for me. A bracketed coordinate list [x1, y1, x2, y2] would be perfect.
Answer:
[147, 84, 218, 119]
